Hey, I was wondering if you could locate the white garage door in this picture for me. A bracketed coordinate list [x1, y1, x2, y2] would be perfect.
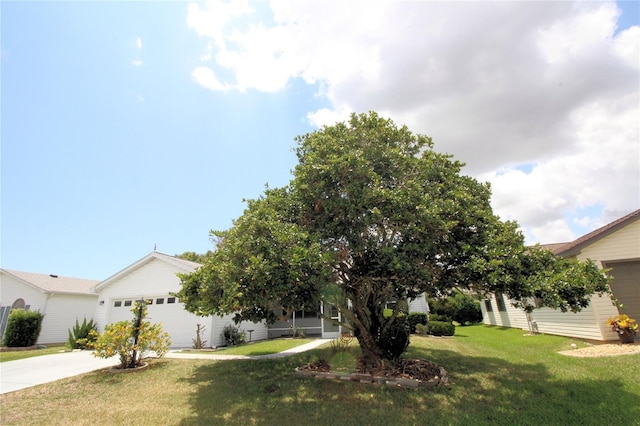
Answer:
[106, 296, 204, 348]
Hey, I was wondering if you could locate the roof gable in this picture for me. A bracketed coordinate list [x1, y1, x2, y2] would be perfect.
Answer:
[1, 269, 99, 295]
[95, 252, 202, 292]
[557, 209, 640, 257]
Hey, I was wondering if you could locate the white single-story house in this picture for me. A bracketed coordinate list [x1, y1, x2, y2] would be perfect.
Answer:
[93, 251, 268, 348]
[481, 209, 639, 341]
[95, 251, 430, 345]
[2, 250, 431, 348]
[0, 269, 99, 344]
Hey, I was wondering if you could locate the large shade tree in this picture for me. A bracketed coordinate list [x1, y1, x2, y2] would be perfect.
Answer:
[177, 112, 610, 369]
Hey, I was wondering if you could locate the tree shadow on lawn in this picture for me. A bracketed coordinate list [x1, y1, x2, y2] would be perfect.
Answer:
[176, 349, 639, 426]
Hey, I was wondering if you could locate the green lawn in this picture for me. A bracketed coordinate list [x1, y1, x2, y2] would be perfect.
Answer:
[0, 345, 70, 363]
[1, 326, 638, 425]
[183, 338, 315, 356]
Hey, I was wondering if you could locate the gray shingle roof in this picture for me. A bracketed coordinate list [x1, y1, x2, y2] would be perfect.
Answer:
[1, 269, 99, 295]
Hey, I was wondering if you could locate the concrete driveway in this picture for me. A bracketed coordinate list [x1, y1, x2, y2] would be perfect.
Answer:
[0, 351, 118, 394]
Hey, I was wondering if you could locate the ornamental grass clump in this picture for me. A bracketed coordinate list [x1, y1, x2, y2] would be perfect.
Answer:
[606, 314, 638, 336]
[91, 300, 171, 369]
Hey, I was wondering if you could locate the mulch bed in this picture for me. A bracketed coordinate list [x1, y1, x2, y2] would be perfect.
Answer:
[297, 357, 448, 388]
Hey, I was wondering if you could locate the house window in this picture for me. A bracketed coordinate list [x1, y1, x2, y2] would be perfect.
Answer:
[167, 297, 176, 304]
[156, 298, 164, 305]
[484, 300, 493, 312]
[496, 294, 507, 312]
[304, 307, 319, 318]
[294, 307, 319, 319]
[145, 299, 153, 305]
[124, 300, 132, 307]
[114, 301, 122, 307]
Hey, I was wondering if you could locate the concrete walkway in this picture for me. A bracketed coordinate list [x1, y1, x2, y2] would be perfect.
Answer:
[165, 338, 331, 360]
[0, 339, 331, 395]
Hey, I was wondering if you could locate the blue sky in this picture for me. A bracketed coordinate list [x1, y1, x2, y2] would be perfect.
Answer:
[2, 1, 638, 280]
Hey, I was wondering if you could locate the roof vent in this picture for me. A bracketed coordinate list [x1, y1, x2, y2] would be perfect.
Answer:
[49, 274, 58, 278]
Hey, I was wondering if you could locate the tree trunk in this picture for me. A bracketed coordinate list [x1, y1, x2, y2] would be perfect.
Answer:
[346, 304, 393, 373]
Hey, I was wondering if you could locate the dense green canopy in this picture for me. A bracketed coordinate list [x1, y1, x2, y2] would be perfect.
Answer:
[177, 112, 610, 366]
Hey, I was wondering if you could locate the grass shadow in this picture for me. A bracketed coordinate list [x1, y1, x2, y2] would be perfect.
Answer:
[176, 347, 639, 425]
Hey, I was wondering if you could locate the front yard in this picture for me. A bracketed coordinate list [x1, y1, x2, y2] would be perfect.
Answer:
[1, 325, 638, 425]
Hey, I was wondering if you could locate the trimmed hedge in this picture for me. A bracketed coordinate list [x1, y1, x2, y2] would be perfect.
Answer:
[3, 309, 45, 347]
[415, 323, 428, 335]
[408, 312, 428, 333]
[428, 320, 455, 336]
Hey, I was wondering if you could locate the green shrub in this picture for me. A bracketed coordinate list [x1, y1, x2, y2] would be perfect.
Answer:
[429, 313, 451, 322]
[91, 301, 171, 369]
[292, 326, 306, 338]
[67, 317, 98, 349]
[429, 293, 482, 325]
[428, 320, 455, 336]
[222, 324, 246, 346]
[407, 312, 428, 333]
[415, 323, 428, 335]
[451, 293, 483, 324]
[3, 309, 44, 347]
[377, 317, 410, 360]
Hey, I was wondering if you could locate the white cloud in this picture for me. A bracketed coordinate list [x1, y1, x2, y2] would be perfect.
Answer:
[136, 37, 142, 49]
[132, 59, 143, 67]
[186, 0, 639, 244]
[192, 66, 230, 92]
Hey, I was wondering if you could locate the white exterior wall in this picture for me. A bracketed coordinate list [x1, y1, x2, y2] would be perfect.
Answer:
[572, 219, 640, 340]
[0, 272, 98, 344]
[578, 219, 640, 263]
[36, 294, 99, 344]
[482, 218, 639, 341]
[0, 274, 47, 312]
[210, 318, 268, 347]
[527, 295, 615, 341]
[95, 257, 267, 348]
[481, 294, 528, 330]
[96, 257, 214, 348]
[409, 294, 428, 313]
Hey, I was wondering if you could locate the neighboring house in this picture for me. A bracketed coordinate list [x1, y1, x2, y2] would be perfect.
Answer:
[481, 209, 640, 341]
[93, 252, 268, 348]
[0, 269, 99, 344]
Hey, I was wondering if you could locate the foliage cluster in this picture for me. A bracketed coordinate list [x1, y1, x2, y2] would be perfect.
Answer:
[291, 326, 306, 338]
[221, 324, 245, 346]
[428, 314, 451, 322]
[407, 312, 428, 333]
[376, 317, 410, 360]
[3, 309, 44, 347]
[177, 112, 611, 367]
[428, 321, 456, 336]
[415, 323, 429, 334]
[91, 301, 171, 369]
[330, 335, 353, 354]
[429, 292, 483, 325]
[67, 317, 98, 349]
